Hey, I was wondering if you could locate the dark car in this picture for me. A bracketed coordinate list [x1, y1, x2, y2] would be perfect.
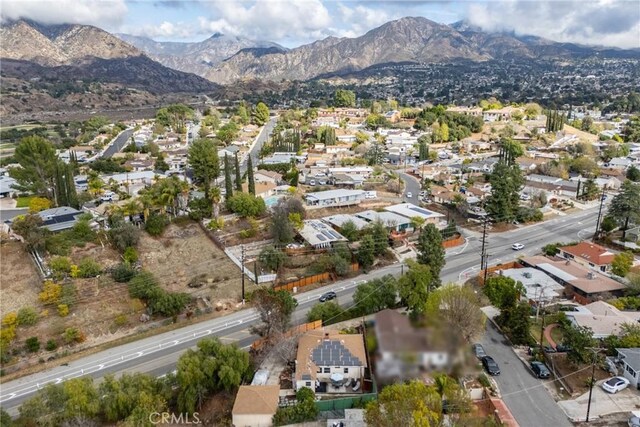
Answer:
[555, 343, 572, 353]
[530, 361, 551, 379]
[319, 291, 337, 302]
[481, 356, 500, 376]
[472, 343, 487, 359]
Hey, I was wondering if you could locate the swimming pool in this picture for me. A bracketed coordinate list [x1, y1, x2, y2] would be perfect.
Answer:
[265, 195, 284, 207]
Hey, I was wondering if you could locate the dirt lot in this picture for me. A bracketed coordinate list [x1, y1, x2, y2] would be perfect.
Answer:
[0, 241, 42, 315]
[138, 222, 242, 301]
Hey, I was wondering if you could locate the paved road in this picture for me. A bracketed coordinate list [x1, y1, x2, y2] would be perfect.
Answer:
[482, 321, 572, 427]
[0, 208, 28, 222]
[399, 172, 421, 202]
[101, 129, 133, 158]
[240, 116, 277, 175]
[0, 204, 604, 416]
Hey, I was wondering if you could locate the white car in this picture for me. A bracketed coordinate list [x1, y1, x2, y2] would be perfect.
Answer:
[602, 376, 630, 394]
[406, 192, 413, 198]
[511, 243, 525, 250]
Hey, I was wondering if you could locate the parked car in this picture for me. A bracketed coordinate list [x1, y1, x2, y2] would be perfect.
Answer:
[601, 376, 630, 394]
[511, 243, 525, 250]
[406, 192, 413, 198]
[319, 291, 337, 302]
[472, 343, 487, 359]
[530, 361, 551, 379]
[628, 411, 640, 427]
[555, 344, 571, 353]
[481, 356, 500, 376]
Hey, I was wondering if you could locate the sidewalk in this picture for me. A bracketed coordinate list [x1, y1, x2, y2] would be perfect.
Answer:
[558, 384, 640, 422]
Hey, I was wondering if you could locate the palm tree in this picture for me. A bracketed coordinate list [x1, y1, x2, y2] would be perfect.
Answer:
[122, 198, 141, 222]
[209, 187, 221, 220]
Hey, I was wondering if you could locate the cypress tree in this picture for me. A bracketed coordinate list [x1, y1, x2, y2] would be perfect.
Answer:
[55, 163, 68, 206]
[247, 156, 255, 195]
[234, 152, 242, 192]
[65, 163, 78, 209]
[224, 154, 233, 199]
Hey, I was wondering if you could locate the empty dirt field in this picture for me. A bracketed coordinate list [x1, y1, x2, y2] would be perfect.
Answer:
[0, 241, 42, 315]
[138, 222, 242, 302]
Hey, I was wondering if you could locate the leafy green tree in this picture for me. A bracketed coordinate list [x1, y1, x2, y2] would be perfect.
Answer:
[365, 380, 442, 427]
[398, 260, 433, 318]
[600, 215, 617, 234]
[369, 220, 389, 255]
[253, 102, 270, 126]
[352, 275, 397, 315]
[306, 302, 345, 325]
[486, 160, 524, 223]
[564, 324, 596, 364]
[145, 213, 170, 236]
[340, 220, 359, 241]
[416, 224, 445, 286]
[224, 154, 233, 200]
[249, 288, 298, 339]
[273, 388, 318, 426]
[176, 338, 251, 412]
[356, 234, 376, 270]
[236, 102, 250, 125]
[188, 138, 220, 198]
[627, 165, 640, 182]
[501, 301, 533, 345]
[483, 276, 523, 310]
[0, 408, 12, 427]
[365, 142, 386, 165]
[226, 192, 266, 217]
[608, 180, 640, 239]
[334, 89, 356, 107]
[109, 220, 140, 252]
[156, 104, 193, 133]
[259, 246, 287, 272]
[612, 252, 634, 277]
[9, 136, 58, 199]
[99, 373, 170, 426]
[247, 155, 256, 195]
[11, 213, 47, 251]
[217, 121, 239, 144]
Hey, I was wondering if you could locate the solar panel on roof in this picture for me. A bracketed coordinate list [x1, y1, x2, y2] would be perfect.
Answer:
[317, 234, 326, 241]
[408, 206, 433, 216]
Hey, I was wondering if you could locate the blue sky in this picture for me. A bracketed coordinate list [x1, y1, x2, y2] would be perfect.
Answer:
[2, 0, 639, 49]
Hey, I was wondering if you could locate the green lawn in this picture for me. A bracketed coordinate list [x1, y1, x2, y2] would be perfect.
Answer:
[530, 318, 564, 346]
[16, 196, 34, 208]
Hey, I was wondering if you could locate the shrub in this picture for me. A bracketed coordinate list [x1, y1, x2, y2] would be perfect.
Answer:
[2, 312, 18, 328]
[25, 337, 40, 352]
[16, 307, 39, 326]
[63, 327, 84, 344]
[45, 339, 58, 351]
[49, 256, 72, 278]
[226, 193, 266, 217]
[145, 213, 170, 236]
[39, 280, 62, 305]
[109, 220, 140, 252]
[58, 283, 77, 308]
[45, 234, 71, 256]
[70, 264, 80, 278]
[0, 327, 16, 347]
[57, 304, 69, 317]
[78, 258, 102, 278]
[208, 217, 224, 231]
[123, 246, 138, 263]
[114, 314, 128, 326]
[111, 263, 137, 283]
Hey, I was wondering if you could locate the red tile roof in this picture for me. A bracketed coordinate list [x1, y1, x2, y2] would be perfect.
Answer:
[560, 242, 615, 265]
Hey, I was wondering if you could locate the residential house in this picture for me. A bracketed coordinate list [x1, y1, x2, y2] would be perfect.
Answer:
[384, 203, 445, 227]
[559, 242, 615, 273]
[242, 182, 278, 199]
[616, 348, 640, 390]
[124, 158, 154, 172]
[298, 219, 348, 249]
[520, 255, 626, 304]
[254, 170, 283, 185]
[565, 301, 640, 338]
[295, 330, 367, 394]
[326, 144, 353, 155]
[103, 171, 159, 186]
[218, 145, 240, 160]
[446, 106, 483, 117]
[607, 157, 634, 170]
[626, 226, 640, 243]
[322, 214, 369, 231]
[498, 268, 564, 302]
[328, 167, 373, 178]
[304, 189, 365, 208]
[374, 309, 449, 381]
[0, 175, 18, 198]
[356, 210, 412, 233]
[231, 385, 280, 427]
[483, 107, 520, 122]
[33, 207, 84, 232]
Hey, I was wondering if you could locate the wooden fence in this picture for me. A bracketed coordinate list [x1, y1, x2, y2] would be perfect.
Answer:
[478, 261, 523, 286]
[274, 264, 359, 292]
[442, 233, 465, 249]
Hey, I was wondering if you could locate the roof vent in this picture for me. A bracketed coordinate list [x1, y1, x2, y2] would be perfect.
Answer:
[587, 272, 596, 280]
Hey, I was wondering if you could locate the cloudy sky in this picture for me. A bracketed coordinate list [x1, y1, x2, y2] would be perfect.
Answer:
[2, 0, 639, 49]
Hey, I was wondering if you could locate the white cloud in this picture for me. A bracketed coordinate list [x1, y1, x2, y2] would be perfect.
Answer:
[1, 0, 128, 27]
[466, 0, 640, 49]
[197, 0, 333, 42]
[126, 21, 196, 39]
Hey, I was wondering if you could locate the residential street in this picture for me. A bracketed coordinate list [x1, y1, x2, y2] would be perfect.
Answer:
[101, 129, 133, 158]
[481, 321, 572, 427]
[0, 203, 604, 419]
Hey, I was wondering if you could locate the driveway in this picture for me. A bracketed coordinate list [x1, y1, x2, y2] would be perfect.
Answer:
[559, 382, 640, 422]
[481, 320, 572, 427]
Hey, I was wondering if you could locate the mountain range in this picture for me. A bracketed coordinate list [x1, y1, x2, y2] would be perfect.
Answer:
[116, 33, 285, 77]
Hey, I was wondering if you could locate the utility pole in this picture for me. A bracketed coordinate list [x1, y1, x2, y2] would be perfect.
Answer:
[585, 347, 606, 423]
[241, 245, 246, 304]
[480, 216, 489, 283]
[592, 187, 606, 243]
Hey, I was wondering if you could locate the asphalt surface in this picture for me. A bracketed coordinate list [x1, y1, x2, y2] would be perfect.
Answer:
[0, 203, 604, 420]
[0, 208, 28, 222]
[399, 172, 421, 202]
[101, 129, 133, 158]
[240, 116, 277, 175]
[482, 321, 572, 427]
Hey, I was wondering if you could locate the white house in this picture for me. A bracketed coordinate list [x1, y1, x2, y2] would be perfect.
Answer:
[616, 348, 640, 390]
[254, 170, 283, 185]
[295, 330, 367, 394]
[384, 203, 445, 226]
[298, 219, 348, 249]
[304, 189, 365, 208]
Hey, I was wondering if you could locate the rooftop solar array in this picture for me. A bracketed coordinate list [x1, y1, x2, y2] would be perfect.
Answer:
[408, 206, 434, 216]
[311, 340, 362, 367]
